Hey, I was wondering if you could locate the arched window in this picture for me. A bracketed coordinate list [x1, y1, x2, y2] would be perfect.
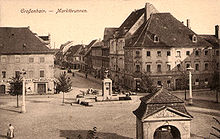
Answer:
[154, 35, 159, 42]
[192, 35, 197, 43]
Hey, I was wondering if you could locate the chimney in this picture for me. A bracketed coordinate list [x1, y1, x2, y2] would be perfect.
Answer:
[215, 25, 220, 39]
[187, 19, 191, 29]
[145, 3, 159, 21]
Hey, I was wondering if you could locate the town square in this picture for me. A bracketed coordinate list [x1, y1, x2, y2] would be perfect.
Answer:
[0, 0, 220, 138]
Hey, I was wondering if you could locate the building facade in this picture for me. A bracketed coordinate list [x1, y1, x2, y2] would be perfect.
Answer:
[0, 27, 54, 94]
[109, 3, 158, 89]
[124, 10, 219, 91]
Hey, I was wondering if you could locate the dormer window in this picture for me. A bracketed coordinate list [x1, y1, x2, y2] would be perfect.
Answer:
[192, 35, 197, 43]
[154, 35, 159, 42]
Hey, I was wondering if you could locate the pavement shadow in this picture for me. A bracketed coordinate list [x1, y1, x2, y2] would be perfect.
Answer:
[0, 107, 20, 113]
[60, 130, 132, 139]
[0, 134, 8, 138]
[187, 99, 220, 111]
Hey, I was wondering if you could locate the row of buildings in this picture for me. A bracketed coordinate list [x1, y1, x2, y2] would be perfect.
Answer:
[62, 3, 219, 91]
[0, 27, 55, 94]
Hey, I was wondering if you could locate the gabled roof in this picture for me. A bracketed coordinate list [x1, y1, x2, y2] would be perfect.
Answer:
[103, 28, 118, 42]
[65, 44, 83, 57]
[116, 8, 145, 38]
[127, 13, 212, 48]
[84, 39, 98, 56]
[0, 27, 53, 54]
[133, 88, 193, 121]
[199, 35, 220, 48]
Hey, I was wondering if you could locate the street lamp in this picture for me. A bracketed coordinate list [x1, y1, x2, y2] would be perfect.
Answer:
[187, 66, 194, 105]
[20, 69, 26, 113]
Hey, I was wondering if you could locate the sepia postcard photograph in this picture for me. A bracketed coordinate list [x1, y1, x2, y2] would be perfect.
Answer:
[0, 0, 220, 138]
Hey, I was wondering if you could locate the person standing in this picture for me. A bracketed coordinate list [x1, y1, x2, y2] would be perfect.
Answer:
[7, 124, 14, 139]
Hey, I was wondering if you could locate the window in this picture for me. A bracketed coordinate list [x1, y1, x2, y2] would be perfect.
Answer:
[167, 80, 171, 88]
[186, 51, 190, 56]
[186, 63, 190, 69]
[136, 51, 140, 55]
[176, 51, 181, 57]
[205, 63, 208, 70]
[167, 64, 171, 71]
[217, 63, 219, 70]
[136, 65, 140, 72]
[195, 79, 199, 85]
[216, 50, 219, 56]
[177, 64, 181, 70]
[40, 70, 44, 78]
[205, 78, 208, 85]
[204, 50, 208, 56]
[157, 51, 161, 57]
[157, 64, 162, 72]
[15, 57, 20, 63]
[154, 35, 159, 42]
[167, 51, 171, 56]
[146, 51, 151, 56]
[1, 57, 6, 63]
[195, 50, 199, 56]
[146, 65, 151, 72]
[2, 71, 6, 78]
[29, 57, 34, 63]
[40, 57, 45, 63]
[15, 71, 20, 78]
[195, 64, 199, 71]
[157, 81, 162, 86]
[192, 35, 197, 42]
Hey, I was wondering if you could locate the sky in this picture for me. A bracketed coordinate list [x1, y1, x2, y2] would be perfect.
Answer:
[0, 0, 219, 48]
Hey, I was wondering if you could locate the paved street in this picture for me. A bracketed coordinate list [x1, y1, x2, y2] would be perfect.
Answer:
[0, 69, 219, 139]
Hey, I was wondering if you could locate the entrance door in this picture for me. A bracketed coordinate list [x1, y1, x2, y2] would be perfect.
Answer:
[175, 79, 182, 90]
[0, 85, 5, 94]
[37, 83, 46, 94]
[154, 125, 181, 139]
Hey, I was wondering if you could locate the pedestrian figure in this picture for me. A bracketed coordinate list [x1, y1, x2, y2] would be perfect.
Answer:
[7, 124, 14, 139]
[85, 73, 88, 78]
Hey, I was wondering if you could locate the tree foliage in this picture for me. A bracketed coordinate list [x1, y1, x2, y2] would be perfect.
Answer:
[56, 72, 72, 93]
[8, 75, 22, 96]
[141, 74, 158, 93]
[211, 71, 220, 91]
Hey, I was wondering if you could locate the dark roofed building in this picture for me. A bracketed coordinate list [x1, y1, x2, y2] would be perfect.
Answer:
[0, 27, 53, 55]
[123, 3, 218, 91]
[133, 88, 192, 139]
[0, 27, 54, 94]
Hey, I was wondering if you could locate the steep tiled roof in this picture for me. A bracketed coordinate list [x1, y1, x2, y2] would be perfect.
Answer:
[133, 88, 192, 120]
[127, 13, 212, 48]
[103, 28, 118, 42]
[65, 45, 82, 57]
[0, 27, 53, 54]
[84, 39, 98, 56]
[116, 8, 145, 38]
[199, 35, 220, 48]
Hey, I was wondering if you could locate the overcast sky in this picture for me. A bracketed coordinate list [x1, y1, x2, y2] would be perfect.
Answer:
[0, 0, 219, 48]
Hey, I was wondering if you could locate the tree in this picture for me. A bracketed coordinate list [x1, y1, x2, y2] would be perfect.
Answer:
[141, 74, 158, 93]
[56, 72, 72, 103]
[210, 71, 220, 103]
[179, 70, 189, 100]
[9, 74, 22, 107]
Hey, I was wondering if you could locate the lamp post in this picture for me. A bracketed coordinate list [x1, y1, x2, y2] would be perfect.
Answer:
[187, 66, 194, 105]
[20, 69, 26, 113]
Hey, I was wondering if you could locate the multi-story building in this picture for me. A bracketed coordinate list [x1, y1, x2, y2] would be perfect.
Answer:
[0, 27, 54, 94]
[109, 3, 158, 88]
[124, 8, 219, 91]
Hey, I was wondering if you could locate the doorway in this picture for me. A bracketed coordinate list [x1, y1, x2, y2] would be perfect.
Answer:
[37, 83, 46, 94]
[0, 85, 5, 94]
[154, 125, 181, 139]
